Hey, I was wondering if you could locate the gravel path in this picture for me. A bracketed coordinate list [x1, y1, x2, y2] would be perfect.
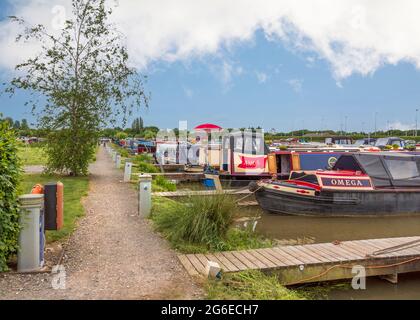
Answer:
[0, 146, 203, 300]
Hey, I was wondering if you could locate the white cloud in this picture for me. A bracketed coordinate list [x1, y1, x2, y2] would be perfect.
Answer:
[2, 0, 420, 80]
[256, 71, 268, 84]
[183, 86, 194, 99]
[287, 78, 303, 93]
[387, 121, 415, 131]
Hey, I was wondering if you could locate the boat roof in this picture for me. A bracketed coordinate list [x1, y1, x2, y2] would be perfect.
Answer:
[333, 152, 420, 187]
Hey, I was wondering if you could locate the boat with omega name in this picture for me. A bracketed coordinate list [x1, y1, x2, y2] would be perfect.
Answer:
[249, 152, 420, 216]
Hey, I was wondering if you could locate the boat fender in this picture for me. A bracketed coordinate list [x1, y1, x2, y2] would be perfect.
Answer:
[248, 181, 259, 192]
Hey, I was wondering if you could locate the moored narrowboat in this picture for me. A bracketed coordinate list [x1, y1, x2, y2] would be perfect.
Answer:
[250, 153, 420, 216]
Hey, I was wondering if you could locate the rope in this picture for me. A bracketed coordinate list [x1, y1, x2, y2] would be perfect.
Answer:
[235, 185, 263, 204]
[288, 257, 420, 286]
[368, 238, 420, 257]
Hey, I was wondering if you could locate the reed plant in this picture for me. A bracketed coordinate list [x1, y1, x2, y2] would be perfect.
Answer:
[152, 193, 235, 248]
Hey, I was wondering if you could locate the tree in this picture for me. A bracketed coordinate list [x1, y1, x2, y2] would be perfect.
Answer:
[13, 120, 20, 130]
[115, 131, 128, 140]
[6, 0, 149, 175]
[20, 119, 29, 131]
[131, 117, 144, 134]
[4, 117, 13, 128]
[143, 130, 156, 140]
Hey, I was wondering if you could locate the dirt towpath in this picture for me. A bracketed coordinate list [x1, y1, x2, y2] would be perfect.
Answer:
[0, 146, 202, 299]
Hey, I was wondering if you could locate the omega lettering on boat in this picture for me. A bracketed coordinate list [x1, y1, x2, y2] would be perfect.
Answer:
[330, 179, 363, 186]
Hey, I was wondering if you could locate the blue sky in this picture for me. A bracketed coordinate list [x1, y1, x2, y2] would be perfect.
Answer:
[1, 1, 420, 133]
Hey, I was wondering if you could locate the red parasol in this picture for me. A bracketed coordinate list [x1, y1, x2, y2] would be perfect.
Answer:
[194, 123, 222, 131]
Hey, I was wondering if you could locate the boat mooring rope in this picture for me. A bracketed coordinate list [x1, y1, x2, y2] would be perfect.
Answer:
[288, 256, 420, 286]
[368, 238, 420, 257]
[235, 185, 263, 204]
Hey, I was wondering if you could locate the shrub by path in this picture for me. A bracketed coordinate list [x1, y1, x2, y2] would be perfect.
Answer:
[0, 146, 202, 299]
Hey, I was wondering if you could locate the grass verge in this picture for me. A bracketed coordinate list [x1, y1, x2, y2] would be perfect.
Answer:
[18, 146, 46, 166]
[20, 174, 89, 243]
[206, 270, 306, 300]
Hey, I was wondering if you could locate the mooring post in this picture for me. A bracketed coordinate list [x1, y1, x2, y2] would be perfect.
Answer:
[18, 194, 45, 273]
[138, 174, 152, 217]
[124, 161, 132, 182]
[115, 154, 121, 169]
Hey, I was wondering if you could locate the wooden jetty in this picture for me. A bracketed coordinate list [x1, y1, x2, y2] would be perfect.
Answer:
[153, 163, 186, 171]
[150, 172, 204, 182]
[153, 189, 251, 197]
[178, 236, 420, 285]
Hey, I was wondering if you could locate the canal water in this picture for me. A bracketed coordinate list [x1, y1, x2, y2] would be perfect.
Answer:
[239, 205, 420, 299]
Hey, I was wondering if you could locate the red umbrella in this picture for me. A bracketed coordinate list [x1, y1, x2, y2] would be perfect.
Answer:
[194, 123, 222, 131]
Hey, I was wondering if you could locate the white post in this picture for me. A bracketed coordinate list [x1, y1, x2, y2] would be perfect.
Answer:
[115, 154, 121, 168]
[18, 194, 44, 272]
[124, 162, 133, 182]
[112, 151, 117, 162]
[138, 174, 152, 217]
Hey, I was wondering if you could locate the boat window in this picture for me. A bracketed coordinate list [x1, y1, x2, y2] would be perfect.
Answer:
[333, 155, 363, 171]
[234, 136, 243, 152]
[384, 159, 420, 180]
[389, 139, 404, 147]
[375, 138, 389, 146]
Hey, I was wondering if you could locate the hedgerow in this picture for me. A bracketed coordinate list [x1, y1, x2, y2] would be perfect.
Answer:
[0, 118, 22, 271]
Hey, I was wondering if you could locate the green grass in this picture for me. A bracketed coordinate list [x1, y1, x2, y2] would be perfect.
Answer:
[17, 146, 46, 166]
[206, 270, 307, 300]
[151, 196, 272, 253]
[20, 174, 89, 243]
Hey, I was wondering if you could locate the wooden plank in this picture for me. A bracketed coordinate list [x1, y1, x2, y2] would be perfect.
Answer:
[377, 239, 420, 257]
[300, 244, 342, 263]
[311, 244, 351, 262]
[272, 247, 305, 265]
[178, 255, 200, 276]
[264, 248, 296, 266]
[239, 251, 269, 269]
[153, 189, 251, 197]
[322, 243, 364, 261]
[292, 245, 329, 264]
[247, 250, 278, 268]
[220, 252, 248, 271]
[337, 241, 369, 258]
[284, 246, 321, 265]
[255, 248, 288, 267]
[231, 251, 260, 269]
[195, 254, 211, 269]
[186, 254, 206, 275]
[341, 240, 377, 257]
[362, 240, 401, 257]
[212, 253, 239, 272]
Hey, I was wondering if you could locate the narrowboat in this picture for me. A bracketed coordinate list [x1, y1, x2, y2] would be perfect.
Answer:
[250, 153, 420, 216]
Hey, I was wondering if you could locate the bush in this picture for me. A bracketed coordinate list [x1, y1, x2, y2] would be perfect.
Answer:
[0, 119, 22, 271]
[153, 175, 176, 192]
[137, 161, 159, 173]
[152, 194, 235, 248]
[134, 153, 154, 163]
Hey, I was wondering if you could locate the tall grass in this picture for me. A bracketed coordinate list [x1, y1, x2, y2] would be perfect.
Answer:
[206, 270, 306, 300]
[152, 193, 235, 248]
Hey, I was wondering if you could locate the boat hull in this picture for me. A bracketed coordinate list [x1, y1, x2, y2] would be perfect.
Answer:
[255, 187, 420, 217]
